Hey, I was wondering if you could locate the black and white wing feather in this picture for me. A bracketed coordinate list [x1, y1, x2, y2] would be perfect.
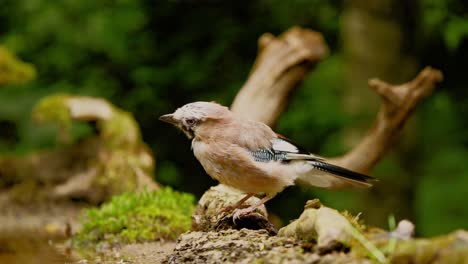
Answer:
[249, 148, 288, 163]
[306, 160, 376, 188]
[248, 135, 376, 189]
[249, 136, 325, 163]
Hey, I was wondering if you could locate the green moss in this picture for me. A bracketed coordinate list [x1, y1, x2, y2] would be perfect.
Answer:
[74, 187, 195, 246]
[32, 94, 72, 128]
[99, 109, 142, 149]
[32, 94, 143, 149]
[90, 149, 154, 196]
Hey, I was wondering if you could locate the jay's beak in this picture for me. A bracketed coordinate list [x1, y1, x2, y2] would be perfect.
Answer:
[159, 114, 178, 125]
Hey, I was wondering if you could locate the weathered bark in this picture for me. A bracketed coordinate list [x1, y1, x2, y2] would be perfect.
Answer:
[278, 199, 355, 253]
[231, 27, 328, 126]
[192, 184, 276, 235]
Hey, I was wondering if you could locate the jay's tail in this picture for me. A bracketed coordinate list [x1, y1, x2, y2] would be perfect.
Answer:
[297, 160, 377, 190]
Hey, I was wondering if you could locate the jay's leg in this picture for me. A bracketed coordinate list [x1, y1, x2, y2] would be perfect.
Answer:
[220, 193, 255, 213]
[232, 195, 273, 221]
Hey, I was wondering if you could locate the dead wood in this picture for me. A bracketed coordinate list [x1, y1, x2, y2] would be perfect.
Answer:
[329, 67, 443, 173]
[231, 27, 328, 126]
[0, 95, 159, 204]
[231, 39, 442, 173]
[230, 27, 442, 175]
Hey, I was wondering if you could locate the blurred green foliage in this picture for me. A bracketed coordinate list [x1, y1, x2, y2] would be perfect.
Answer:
[0, 46, 36, 85]
[75, 187, 194, 245]
[0, 0, 467, 236]
[421, 0, 468, 51]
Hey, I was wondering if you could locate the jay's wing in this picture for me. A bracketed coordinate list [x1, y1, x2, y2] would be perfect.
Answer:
[249, 135, 325, 162]
[248, 135, 376, 189]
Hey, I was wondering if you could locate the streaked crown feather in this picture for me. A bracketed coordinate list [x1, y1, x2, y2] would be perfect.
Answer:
[173, 101, 230, 120]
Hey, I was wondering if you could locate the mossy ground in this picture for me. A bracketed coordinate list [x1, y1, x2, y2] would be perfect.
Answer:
[74, 187, 195, 247]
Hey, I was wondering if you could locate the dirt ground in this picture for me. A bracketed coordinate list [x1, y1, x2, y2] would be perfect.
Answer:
[1, 191, 467, 264]
[0, 192, 178, 264]
[0, 192, 83, 263]
[83, 241, 177, 263]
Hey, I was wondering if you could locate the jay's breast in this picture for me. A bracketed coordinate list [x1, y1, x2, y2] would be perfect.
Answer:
[192, 139, 290, 194]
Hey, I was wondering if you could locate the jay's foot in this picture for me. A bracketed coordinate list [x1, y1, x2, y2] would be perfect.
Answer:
[220, 205, 238, 214]
[220, 193, 255, 214]
[232, 207, 256, 221]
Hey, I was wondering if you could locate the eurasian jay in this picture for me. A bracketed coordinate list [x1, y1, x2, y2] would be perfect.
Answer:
[160, 102, 376, 220]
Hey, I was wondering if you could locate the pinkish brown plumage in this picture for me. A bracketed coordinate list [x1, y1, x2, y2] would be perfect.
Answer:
[160, 101, 376, 220]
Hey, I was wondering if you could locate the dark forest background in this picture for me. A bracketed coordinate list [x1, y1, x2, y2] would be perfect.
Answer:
[0, 0, 467, 236]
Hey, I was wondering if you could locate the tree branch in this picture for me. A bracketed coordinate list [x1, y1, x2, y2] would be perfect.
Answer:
[230, 27, 442, 174]
[231, 27, 328, 126]
[329, 67, 443, 173]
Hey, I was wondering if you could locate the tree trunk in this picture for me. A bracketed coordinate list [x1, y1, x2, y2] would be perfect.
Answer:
[340, 0, 420, 226]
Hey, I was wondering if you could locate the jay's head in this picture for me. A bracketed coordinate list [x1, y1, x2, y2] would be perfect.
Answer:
[159, 101, 231, 139]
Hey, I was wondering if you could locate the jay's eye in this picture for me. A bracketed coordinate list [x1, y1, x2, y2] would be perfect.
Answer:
[186, 118, 197, 126]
